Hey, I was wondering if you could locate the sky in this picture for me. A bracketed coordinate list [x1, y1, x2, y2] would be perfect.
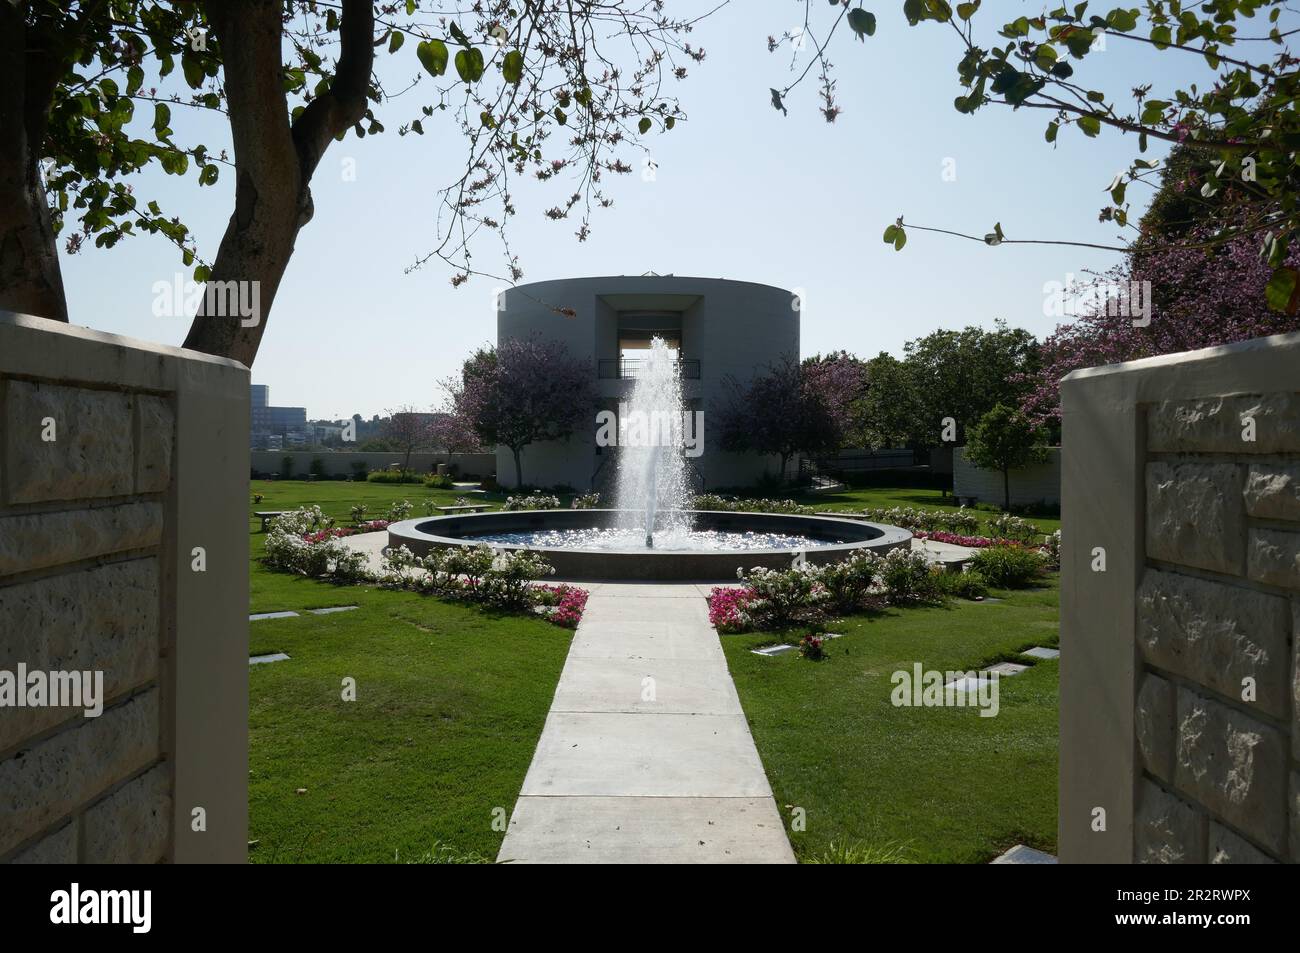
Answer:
[55, 1, 1257, 419]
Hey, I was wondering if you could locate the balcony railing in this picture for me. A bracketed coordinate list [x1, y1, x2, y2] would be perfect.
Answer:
[598, 357, 700, 380]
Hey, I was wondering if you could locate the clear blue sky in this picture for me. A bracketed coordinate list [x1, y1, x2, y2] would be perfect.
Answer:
[57, 1, 1253, 418]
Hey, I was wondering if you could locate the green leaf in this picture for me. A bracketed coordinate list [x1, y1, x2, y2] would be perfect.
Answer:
[1150, 24, 1171, 48]
[502, 49, 523, 84]
[193, 264, 211, 283]
[883, 224, 907, 250]
[665, 116, 676, 130]
[126, 66, 144, 97]
[638, 117, 652, 135]
[554, 106, 567, 125]
[1045, 120, 1059, 143]
[153, 103, 171, 137]
[182, 53, 204, 89]
[455, 47, 485, 82]
[389, 31, 404, 53]
[847, 9, 877, 39]
[957, 1, 980, 21]
[1077, 114, 1101, 137]
[1265, 267, 1298, 312]
[416, 40, 449, 77]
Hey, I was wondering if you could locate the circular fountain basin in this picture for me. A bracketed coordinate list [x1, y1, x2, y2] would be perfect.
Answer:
[387, 509, 912, 581]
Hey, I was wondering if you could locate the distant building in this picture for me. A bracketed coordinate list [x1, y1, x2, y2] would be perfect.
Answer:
[250, 384, 309, 449]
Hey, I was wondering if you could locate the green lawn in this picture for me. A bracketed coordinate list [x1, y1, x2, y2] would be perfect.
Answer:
[721, 578, 1060, 864]
[246, 479, 570, 863]
[791, 485, 1062, 535]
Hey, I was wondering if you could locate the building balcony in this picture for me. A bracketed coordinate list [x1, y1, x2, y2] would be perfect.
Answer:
[598, 357, 701, 380]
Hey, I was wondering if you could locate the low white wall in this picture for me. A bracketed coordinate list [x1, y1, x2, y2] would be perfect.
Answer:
[953, 446, 1061, 507]
[250, 450, 496, 478]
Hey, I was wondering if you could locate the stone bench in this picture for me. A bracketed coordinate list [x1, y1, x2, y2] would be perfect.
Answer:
[254, 510, 285, 532]
[435, 504, 491, 514]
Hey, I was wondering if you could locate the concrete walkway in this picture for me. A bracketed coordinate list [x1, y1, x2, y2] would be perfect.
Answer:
[497, 582, 795, 864]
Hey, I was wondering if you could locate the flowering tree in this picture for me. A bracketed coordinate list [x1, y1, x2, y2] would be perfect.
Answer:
[716, 355, 860, 480]
[444, 336, 594, 488]
[1023, 210, 1300, 422]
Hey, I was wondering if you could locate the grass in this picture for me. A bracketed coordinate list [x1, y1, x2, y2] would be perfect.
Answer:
[720, 577, 1060, 864]
[245, 479, 571, 863]
[790, 485, 1061, 535]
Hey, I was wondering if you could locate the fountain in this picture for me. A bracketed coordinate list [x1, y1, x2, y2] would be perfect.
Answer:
[612, 337, 692, 549]
[387, 336, 912, 579]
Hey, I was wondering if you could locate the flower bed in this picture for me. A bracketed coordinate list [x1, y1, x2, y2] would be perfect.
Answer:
[261, 506, 587, 628]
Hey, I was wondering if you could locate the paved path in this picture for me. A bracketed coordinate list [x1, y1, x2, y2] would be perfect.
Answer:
[497, 582, 795, 864]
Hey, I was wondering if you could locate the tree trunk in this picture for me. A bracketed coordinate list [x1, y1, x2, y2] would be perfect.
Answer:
[512, 448, 525, 489]
[182, 0, 372, 367]
[0, 4, 70, 322]
[1002, 468, 1011, 513]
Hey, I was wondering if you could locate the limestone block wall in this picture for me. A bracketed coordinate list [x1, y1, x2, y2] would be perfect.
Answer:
[0, 313, 249, 863]
[1059, 331, 1300, 863]
[952, 446, 1062, 507]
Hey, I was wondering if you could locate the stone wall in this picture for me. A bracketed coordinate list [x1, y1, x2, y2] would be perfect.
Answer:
[249, 449, 497, 480]
[1059, 331, 1300, 863]
[952, 446, 1061, 508]
[0, 312, 249, 863]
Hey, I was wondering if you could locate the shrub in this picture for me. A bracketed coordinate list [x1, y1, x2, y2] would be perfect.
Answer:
[268, 505, 330, 536]
[349, 460, 368, 481]
[252, 493, 264, 504]
[502, 492, 562, 510]
[1039, 529, 1062, 571]
[309, 457, 326, 478]
[691, 494, 813, 515]
[532, 584, 589, 627]
[987, 512, 1041, 542]
[263, 526, 371, 584]
[876, 547, 940, 604]
[279, 456, 294, 479]
[366, 469, 422, 484]
[816, 551, 879, 613]
[386, 499, 414, 523]
[934, 569, 989, 601]
[737, 565, 829, 627]
[708, 586, 756, 633]
[349, 503, 368, 524]
[571, 492, 601, 509]
[424, 473, 454, 489]
[969, 545, 1045, 588]
[376, 544, 558, 612]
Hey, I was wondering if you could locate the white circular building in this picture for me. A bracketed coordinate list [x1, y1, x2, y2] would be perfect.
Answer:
[496, 275, 799, 491]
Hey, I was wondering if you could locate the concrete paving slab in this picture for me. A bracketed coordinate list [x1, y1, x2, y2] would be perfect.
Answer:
[568, 621, 724, 661]
[249, 610, 298, 621]
[551, 657, 743, 715]
[308, 605, 358, 615]
[498, 796, 794, 864]
[752, 644, 796, 657]
[1021, 646, 1060, 659]
[520, 711, 773, 798]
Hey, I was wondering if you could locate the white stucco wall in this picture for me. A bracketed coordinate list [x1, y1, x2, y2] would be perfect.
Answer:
[952, 446, 1062, 507]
